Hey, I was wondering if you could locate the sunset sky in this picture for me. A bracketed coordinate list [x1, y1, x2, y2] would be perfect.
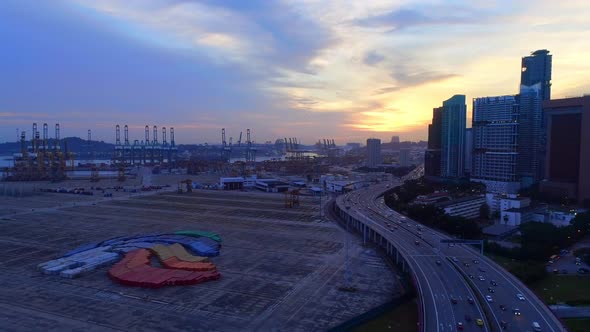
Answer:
[1, 0, 589, 145]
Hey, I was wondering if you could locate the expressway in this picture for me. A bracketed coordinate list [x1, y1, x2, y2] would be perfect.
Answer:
[336, 181, 566, 332]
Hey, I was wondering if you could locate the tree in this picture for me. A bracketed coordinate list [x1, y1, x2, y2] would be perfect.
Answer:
[520, 222, 562, 260]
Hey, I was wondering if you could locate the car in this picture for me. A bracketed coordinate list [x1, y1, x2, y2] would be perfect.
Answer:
[478, 275, 486, 281]
[532, 321, 542, 331]
[414, 240, 420, 245]
[467, 297, 474, 304]
[553, 268, 559, 274]
[488, 287, 495, 293]
[457, 322, 464, 330]
[516, 293, 525, 301]
[499, 304, 506, 311]
[450, 297, 458, 304]
[436, 260, 442, 265]
[473, 259, 479, 264]
[579, 267, 589, 274]
[464, 315, 472, 322]
[469, 274, 474, 279]
[464, 262, 470, 267]
[513, 308, 521, 316]
[491, 280, 497, 286]
[452, 257, 459, 262]
[476, 318, 484, 327]
[485, 295, 493, 302]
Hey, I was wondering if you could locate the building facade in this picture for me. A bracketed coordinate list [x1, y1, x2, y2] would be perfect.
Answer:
[518, 49, 552, 187]
[425, 107, 443, 178]
[540, 96, 590, 204]
[366, 138, 382, 168]
[440, 95, 467, 178]
[471, 95, 520, 194]
[464, 128, 473, 176]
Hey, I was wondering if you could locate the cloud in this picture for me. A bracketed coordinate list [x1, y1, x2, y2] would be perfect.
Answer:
[390, 66, 458, 87]
[355, 5, 484, 31]
[363, 50, 385, 66]
[69, 0, 335, 74]
[373, 86, 401, 95]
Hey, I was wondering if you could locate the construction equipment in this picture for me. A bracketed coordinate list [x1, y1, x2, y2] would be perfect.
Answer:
[284, 189, 300, 208]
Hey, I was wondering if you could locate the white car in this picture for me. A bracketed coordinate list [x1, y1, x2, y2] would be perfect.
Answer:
[485, 295, 493, 302]
[478, 276, 486, 281]
[517, 293, 526, 301]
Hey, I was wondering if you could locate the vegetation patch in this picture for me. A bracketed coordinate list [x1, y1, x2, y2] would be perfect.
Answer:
[530, 275, 590, 306]
[563, 318, 590, 332]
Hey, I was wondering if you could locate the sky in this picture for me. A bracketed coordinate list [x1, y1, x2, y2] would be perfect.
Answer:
[1, 0, 589, 145]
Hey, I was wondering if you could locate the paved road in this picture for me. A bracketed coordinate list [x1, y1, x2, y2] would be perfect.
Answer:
[337, 181, 567, 332]
[341, 183, 487, 332]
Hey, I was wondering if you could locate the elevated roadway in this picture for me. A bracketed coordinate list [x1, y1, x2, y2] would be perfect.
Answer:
[335, 181, 566, 332]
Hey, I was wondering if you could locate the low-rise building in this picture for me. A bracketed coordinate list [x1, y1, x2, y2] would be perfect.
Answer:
[500, 205, 547, 226]
[435, 195, 486, 219]
[220, 177, 244, 190]
[255, 179, 290, 192]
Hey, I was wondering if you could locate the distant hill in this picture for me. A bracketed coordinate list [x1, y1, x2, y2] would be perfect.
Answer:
[0, 137, 114, 155]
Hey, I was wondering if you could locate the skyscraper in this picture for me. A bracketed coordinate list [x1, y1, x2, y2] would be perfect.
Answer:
[471, 95, 520, 194]
[425, 107, 442, 178]
[520, 49, 552, 101]
[518, 49, 552, 187]
[366, 138, 381, 168]
[540, 96, 590, 204]
[440, 95, 467, 178]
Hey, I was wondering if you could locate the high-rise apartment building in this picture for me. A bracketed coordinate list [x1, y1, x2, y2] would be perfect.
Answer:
[366, 138, 382, 168]
[471, 95, 520, 194]
[440, 95, 467, 178]
[425, 107, 442, 178]
[540, 96, 590, 204]
[518, 49, 552, 187]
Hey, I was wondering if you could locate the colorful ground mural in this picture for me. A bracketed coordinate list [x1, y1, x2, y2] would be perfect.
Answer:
[38, 231, 222, 288]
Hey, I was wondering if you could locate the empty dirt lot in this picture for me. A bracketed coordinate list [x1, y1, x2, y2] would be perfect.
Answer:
[0, 181, 402, 331]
